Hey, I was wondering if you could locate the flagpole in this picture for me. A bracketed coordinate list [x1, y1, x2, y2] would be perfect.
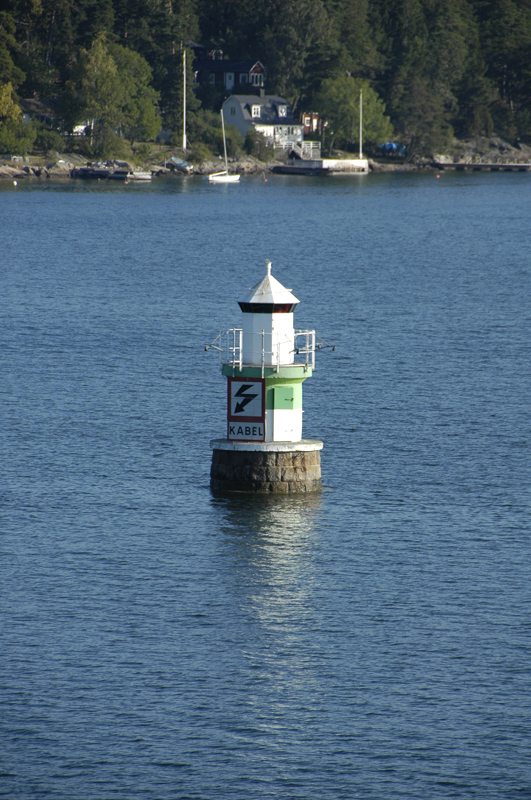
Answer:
[183, 49, 187, 152]
[359, 89, 363, 159]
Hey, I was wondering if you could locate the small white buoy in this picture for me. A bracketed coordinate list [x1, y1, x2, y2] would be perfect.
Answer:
[13, 180, 17, 186]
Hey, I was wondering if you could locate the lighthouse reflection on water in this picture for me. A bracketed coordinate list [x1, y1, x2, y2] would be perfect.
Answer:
[211, 491, 324, 628]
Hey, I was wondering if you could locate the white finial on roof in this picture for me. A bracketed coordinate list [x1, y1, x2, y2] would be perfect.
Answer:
[240, 263, 299, 306]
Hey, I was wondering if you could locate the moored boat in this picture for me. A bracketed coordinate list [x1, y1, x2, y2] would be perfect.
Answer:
[107, 168, 152, 181]
[71, 165, 111, 179]
[208, 170, 240, 183]
[208, 109, 240, 184]
[127, 171, 152, 180]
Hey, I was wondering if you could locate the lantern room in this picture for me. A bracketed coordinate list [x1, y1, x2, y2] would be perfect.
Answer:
[238, 260, 299, 367]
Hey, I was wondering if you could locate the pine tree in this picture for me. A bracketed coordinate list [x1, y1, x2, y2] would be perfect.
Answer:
[0, 10, 25, 87]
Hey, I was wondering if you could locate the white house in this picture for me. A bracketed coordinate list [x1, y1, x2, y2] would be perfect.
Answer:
[222, 94, 304, 149]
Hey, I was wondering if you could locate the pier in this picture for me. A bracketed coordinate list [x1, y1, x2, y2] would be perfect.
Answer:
[433, 157, 531, 172]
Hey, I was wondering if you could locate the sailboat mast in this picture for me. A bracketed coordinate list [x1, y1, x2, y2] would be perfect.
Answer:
[183, 49, 187, 152]
[221, 109, 228, 169]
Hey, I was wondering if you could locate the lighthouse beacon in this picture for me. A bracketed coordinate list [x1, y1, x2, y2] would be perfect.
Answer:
[209, 261, 323, 493]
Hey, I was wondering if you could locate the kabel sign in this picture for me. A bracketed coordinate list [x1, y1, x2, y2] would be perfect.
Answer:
[227, 378, 265, 441]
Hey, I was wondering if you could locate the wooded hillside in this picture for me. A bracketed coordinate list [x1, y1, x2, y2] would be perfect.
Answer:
[1, 0, 531, 157]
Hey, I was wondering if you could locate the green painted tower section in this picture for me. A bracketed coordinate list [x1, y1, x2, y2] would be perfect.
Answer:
[222, 364, 312, 414]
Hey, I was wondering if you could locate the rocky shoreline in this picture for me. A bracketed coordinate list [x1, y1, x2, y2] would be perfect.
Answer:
[0, 155, 432, 178]
[0, 156, 432, 180]
[0, 155, 272, 181]
[2, 136, 530, 181]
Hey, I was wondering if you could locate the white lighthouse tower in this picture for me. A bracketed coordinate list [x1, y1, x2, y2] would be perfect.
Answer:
[209, 261, 323, 493]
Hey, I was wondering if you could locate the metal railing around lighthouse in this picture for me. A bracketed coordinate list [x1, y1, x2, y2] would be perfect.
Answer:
[293, 329, 315, 370]
[206, 328, 316, 375]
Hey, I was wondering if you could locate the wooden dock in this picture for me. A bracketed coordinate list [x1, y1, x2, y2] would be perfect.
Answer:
[433, 158, 531, 172]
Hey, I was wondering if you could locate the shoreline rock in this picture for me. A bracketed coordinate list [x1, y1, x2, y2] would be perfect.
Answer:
[368, 159, 433, 172]
[192, 155, 270, 175]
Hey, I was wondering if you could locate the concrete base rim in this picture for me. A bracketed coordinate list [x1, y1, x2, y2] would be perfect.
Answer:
[210, 438, 323, 453]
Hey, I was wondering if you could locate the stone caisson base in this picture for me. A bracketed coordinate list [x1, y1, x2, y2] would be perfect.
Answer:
[210, 439, 323, 493]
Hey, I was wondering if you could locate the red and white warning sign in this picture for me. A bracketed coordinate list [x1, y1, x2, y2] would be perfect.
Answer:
[227, 378, 265, 440]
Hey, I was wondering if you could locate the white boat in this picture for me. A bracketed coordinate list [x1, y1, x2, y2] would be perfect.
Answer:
[208, 170, 240, 183]
[109, 168, 152, 181]
[128, 171, 152, 181]
[208, 110, 240, 183]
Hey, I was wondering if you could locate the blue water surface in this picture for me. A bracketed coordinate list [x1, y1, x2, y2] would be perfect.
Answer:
[1, 171, 530, 799]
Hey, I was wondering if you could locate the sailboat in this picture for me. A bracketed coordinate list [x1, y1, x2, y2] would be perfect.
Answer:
[208, 109, 240, 183]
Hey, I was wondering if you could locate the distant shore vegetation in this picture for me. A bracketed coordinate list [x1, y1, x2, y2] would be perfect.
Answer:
[1, 0, 531, 161]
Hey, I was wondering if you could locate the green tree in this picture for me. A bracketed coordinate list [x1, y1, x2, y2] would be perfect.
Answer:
[112, 0, 200, 128]
[450, 1, 494, 137]
[33, 124, 64, 151]
[108, 43, 160, 145]
[65, 37, 159, 154]
[473, 0, 531, 140]
[196, 0, 263, 60]
[0, 81, 36, 152]
[314, 74, 392, 153]
[0, 80, 21, 121]
[260, 0, 331, 105]
[74, 36, 126, 153]
[186, 108, 242, 156]
[323, 0, 380, 78]
[244, 127, 273, 160]
[372, 0, 457, 157]
[0, 10, 25, 87]
[393, 74, 453, 158]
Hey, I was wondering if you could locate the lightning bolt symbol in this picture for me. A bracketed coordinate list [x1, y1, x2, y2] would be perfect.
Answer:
[233, 384, 259, 413]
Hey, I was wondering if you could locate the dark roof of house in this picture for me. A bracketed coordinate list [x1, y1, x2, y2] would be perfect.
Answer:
[20, 98, 57, 118]
[226, 95, 301, 126]
[194, 59, 264, 74]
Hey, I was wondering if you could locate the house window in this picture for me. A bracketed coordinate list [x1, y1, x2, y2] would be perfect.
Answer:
[278, 105, 287, 117]
[240, 74, 248, 84]
[304, 116, 310, 126]
[252, 105, 261, 118]
[230, 107, 236, 115]
[209, 74, 215, 84]
[251, 73, 264, 86]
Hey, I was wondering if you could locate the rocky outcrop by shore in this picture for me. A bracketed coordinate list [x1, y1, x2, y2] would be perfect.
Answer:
[368, 159, 429, 172]
[192, 155, 270, 175]
[444, 135, 531, 162]
[369, 135, 531, 171]
[0, 159, 76, 179]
